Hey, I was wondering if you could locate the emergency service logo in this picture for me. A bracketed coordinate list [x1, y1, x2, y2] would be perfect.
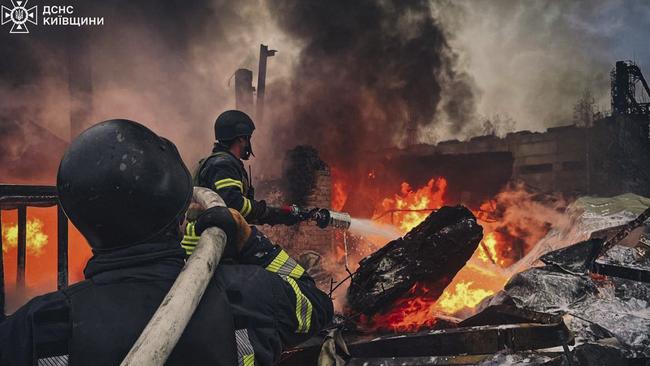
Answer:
[1, 2, 104, 34]
[1, 0, 37, 34]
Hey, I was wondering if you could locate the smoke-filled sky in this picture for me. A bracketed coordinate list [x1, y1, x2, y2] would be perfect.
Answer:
[1, 0, 649, 182]
[438, 0, 650, 135]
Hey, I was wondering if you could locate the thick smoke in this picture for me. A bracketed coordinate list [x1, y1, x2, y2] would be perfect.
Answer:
[434, 0, 650, 138]
[0, 0, 292, 182]
[265, 0, 477, 171]
[2, 0, 650, 183]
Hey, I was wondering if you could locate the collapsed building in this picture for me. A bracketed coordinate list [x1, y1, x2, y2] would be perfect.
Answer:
[344, 60, 650, 215]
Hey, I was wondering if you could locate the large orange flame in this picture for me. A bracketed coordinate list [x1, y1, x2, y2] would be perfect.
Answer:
[2, 208, 91, 313]
[376, 178, 447, 232]
[2, 218, 49, 255]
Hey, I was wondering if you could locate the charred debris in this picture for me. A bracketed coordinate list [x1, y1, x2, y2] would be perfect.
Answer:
[279, 203, 650, 366]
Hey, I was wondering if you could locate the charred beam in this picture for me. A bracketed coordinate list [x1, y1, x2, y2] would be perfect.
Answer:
[593, 261, 650, 283]
[348, 322, 574, 358]
[347, 205, 482, 315]
[345, 355, 493, 366]
[460, 305, 562, 327]
[279, 322, 574, 364]
[256, 44, 276, 124]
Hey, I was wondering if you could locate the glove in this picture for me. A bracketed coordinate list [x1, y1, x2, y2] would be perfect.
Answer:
[195, 206, 252, 258]
[263, 205, 303, 226]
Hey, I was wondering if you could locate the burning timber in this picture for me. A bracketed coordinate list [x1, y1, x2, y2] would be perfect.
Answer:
[347, 205, 483, 315]
[281, 242, 650, 366]
[277, 194, 650, 365]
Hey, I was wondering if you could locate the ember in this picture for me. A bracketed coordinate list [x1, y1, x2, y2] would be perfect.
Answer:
[360, 283, 442, 333]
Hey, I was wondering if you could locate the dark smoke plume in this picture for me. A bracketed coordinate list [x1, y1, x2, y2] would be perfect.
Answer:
[266, 0, 476, 171]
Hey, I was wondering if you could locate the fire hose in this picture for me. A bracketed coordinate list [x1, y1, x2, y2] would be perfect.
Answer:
[119, 195, 351, 365]
[120, 187, 228, 366]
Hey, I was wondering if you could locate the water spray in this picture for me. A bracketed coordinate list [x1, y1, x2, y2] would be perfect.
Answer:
[285, 205, 402, 242]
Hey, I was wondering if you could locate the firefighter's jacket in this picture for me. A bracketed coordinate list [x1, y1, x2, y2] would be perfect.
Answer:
[183, 146, 281, 256]
[0, 228, 333, 366]
[194, 146, 266, 223]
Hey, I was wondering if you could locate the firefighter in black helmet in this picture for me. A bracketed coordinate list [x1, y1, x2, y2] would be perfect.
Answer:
[0, 119, 333, 366]
[183, 110, 299, 255]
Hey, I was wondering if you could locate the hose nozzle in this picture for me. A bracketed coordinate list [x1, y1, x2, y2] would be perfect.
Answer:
[313, 208, 351, 230]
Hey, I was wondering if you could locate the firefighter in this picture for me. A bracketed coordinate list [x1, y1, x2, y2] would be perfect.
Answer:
[182, 109, 302, 256]
[0, 120, 333, 366]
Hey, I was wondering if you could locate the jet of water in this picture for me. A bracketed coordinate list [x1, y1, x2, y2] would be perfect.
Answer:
[348, 218, 403, 241]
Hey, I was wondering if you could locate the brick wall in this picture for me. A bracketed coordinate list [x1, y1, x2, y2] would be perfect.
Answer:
[260, 169, 334, 259]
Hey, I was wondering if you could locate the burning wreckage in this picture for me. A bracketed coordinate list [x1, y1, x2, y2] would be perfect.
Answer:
[2, 33, 650, 364]
[265, 60, 650, 366]
[276, 195, 650, 366]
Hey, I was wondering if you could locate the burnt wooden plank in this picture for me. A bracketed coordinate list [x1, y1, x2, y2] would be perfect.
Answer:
[277, 323, 573, 365]
[347, 206, 482, 315]
[348, 322, 574, 358]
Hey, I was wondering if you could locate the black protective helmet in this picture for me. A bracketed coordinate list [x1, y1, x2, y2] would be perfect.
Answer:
[57, 119, 192, 251]
[214, 110, 255, 142]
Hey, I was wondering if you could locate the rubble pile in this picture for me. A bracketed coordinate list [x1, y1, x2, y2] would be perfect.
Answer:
[280, 199, 650, 365]
[474, 239, 650, 364]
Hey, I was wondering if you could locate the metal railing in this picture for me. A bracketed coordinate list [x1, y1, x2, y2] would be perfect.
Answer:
[0, 184, 68, 318]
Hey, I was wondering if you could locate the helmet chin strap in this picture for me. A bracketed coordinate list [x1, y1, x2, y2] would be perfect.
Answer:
[241, 137, 254, 160]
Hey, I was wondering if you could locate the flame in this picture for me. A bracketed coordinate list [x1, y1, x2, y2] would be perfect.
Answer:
[2, 208, 92, 313]
[3, 218, 49, 255]
[361, 283, 441, 333]
[436, 281, 495, 314]
[376, 178, 447, 232]
[475, 231, 506, 266]
[331, 167, 348, 211]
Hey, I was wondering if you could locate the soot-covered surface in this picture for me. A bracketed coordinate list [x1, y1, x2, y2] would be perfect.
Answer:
[482, 241, 650, 358]
[347, 205, 483, 315]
